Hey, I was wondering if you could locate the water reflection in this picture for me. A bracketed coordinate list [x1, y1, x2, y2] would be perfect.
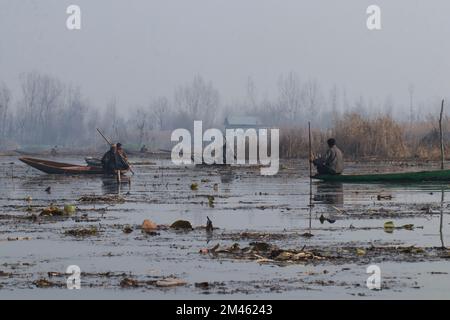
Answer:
[314, 182, 344, 207]
[101, 177, 130, 195]
[218, 168, 235, 184]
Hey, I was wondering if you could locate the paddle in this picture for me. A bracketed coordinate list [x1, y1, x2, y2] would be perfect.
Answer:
[96, 128, 135, 175]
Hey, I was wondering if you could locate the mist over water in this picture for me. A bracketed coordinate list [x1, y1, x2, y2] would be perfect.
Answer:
[1, 1, 450, 116]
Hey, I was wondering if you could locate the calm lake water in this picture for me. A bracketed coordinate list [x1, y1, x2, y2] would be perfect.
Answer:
[0, 156, 449, 299]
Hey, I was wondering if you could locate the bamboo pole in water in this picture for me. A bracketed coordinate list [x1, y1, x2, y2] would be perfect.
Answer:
[308, 122, 312, 178]
[308, 121, 313, 232]
[440, 188, 445, 248]
[439, 99, 445, 170]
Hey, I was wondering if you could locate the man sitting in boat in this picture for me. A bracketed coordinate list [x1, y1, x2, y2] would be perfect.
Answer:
[311, 138, 344, 175]
[140, 145, 148, 153]
[101, 144, 129, 174]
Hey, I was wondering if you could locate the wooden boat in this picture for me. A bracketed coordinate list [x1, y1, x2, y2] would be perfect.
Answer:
[15, 149, 51, 156]
[313, 169, 450, 183]
[85, 157, 102, 167]
[20, 157, 105, 175]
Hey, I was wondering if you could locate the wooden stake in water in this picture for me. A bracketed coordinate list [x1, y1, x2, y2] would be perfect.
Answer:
[440, 188, 445, 248]
[308, 122, 312, 178]
[308, 122, 313, 233]
[439, 99, 445, 170]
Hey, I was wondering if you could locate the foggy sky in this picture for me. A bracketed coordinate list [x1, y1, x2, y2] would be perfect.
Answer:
[1, 0, 449, 111]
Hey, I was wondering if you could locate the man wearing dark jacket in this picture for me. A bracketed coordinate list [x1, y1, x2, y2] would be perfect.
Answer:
[101, 144, 129, 174]
[311, 138, 344, 175]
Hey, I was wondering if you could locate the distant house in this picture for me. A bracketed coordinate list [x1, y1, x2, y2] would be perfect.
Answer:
[223, 116, 267, 162]
[224, 116, 263, 130]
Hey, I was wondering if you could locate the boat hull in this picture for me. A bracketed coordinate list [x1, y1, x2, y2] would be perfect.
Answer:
[20, 157, 105, 175]
[313, 169, 450, 183]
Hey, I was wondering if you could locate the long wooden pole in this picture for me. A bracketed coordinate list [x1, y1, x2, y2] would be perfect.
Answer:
[308, 122, 312, 178]
[97, 128, 113, 145]
[308, 122, 313, 233]
[440, 188, 445, 248]
[439, 100, 445, 170]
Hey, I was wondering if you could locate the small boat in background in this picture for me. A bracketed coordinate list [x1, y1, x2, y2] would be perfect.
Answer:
[20, 157, 105, 175]
[85, 157, 102, 167]
[313, 169, 450, 183]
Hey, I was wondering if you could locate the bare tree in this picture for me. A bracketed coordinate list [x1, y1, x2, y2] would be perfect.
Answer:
[17, 72, 64, 144]
[131, 107, 152, 146]
[174, 75, 219, 127]
[408, 84, 415, 124]
[246, 76, 258, 111]
[101, 97, 127, 142]
[277, 72, 303, 124]
[0, 83, 11, 139]
[329, 85, 339, 119]
[151, 96, 169, 130]
[57, 85, 89, 145]
[303, 79, 322, 122]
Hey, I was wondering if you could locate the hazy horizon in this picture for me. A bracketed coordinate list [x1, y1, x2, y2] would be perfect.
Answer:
[1, 0, 450, 112]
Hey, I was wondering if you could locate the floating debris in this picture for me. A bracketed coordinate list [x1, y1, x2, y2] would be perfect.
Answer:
[120, 278, 140, 288]
[170, 220, 193, 230]
[190, 183, 199, 191]
[141, 219, 158, 233]
[0, 271, 12, 277]
[64, 227, 99, 237]
[155, 278, 187, 287]
[384, 221, 415, 233]
[34, 279, 58, 288]
[64, 205, 76, 215]
[123, 225, 133, 234]
[206, 216, 213, 232]
[319, 214, 336, 224]
[195, 282, 210, 290]
[356, 248, 366, 256]
[6, 236, 31, 241]
[300, 232, 314, 238]
[207, 196, 215, 208]
[78, 195, 125, 203]
[200, 241, 444, 266]
[384, 221, 395, 233]
[40, 206, 66, 217]
[249, 242, 271, 252]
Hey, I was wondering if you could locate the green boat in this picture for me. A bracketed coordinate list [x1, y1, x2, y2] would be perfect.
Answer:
[313, 169, 450, 183]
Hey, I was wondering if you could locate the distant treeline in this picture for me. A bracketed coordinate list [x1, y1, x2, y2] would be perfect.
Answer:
[281, 113, 450, 160]
[0, 71, 448, 159]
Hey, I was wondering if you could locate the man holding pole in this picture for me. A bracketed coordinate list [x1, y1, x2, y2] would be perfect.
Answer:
[97, 128, 133, 175]
[101, 144, 129, 174]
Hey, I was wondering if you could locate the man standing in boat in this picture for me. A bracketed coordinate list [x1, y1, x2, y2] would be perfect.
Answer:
[311, 138, 344, 175]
